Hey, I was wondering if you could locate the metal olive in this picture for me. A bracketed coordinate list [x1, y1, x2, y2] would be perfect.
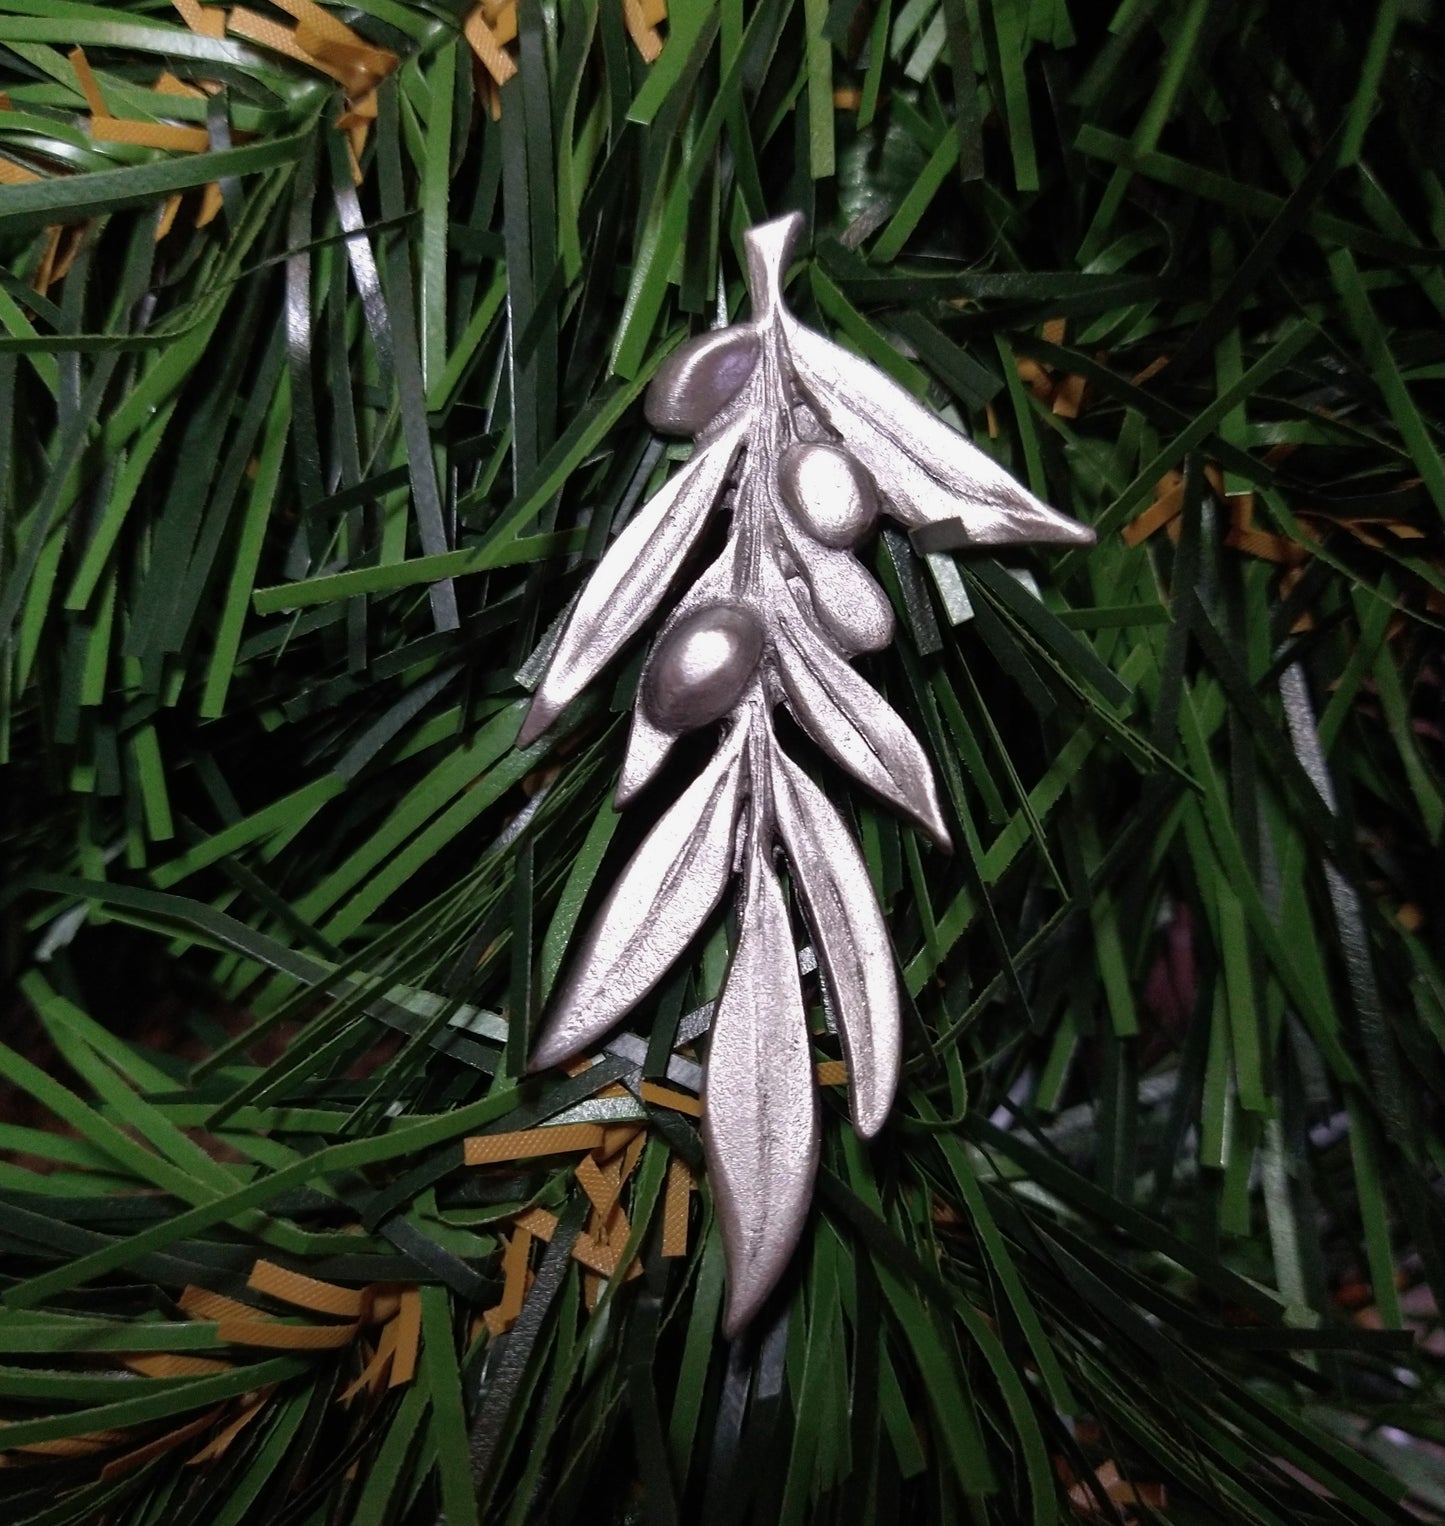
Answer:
[806, 558, 894, 654]
[644, 602, 765, 732]
[776, 442, 878, 547]
[645, 329, 761, 436]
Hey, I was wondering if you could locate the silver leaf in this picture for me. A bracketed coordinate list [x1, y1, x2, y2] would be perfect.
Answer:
[517, 417, 748, 747]
[702, 840, 819, 1337]
[770, 740, 899, 1137]
[529, 723, 748, 1070]
[771, 597, 951, 848]
[782, 316, 1095, 551]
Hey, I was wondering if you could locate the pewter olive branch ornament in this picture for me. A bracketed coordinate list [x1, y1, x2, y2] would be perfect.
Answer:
[518, 212, 1094, 1335]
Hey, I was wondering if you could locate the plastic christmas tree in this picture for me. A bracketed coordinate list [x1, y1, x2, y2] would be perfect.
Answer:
[1, 2, 1443, 1523]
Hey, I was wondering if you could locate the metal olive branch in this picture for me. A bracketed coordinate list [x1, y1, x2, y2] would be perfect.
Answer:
[517, 213, 1094, 1334]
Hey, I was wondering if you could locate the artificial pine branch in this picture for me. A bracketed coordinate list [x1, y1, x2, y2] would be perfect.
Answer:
[1, 2, 1443, 1523]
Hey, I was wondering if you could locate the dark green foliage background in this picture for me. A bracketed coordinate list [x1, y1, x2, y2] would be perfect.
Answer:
[2, 0, 1444, 1521]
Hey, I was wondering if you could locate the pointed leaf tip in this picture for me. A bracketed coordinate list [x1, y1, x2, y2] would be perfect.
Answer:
[515, 696, 556, 749]
[910, 508, 1097, 553]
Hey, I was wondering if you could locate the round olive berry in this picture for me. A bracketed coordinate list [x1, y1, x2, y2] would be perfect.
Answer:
[645, 329, 761, 436]
[644, 602, 764, 731]
[776, 443, 878, 547]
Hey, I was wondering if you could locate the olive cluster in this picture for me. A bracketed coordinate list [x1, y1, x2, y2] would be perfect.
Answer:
[639, 328, 885, 736]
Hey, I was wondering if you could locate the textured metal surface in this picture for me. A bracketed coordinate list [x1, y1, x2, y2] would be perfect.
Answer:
[645, 327, 761, 435]
[702, 842, 819, 1337]
[777, 441, 878, 546]
[523, 211, 1095, 1332]
[645, 603, 765, 731]
[528, 725, 748, 1072]
[515, 417, 748, 749]
[770, 741, 898, 1138]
